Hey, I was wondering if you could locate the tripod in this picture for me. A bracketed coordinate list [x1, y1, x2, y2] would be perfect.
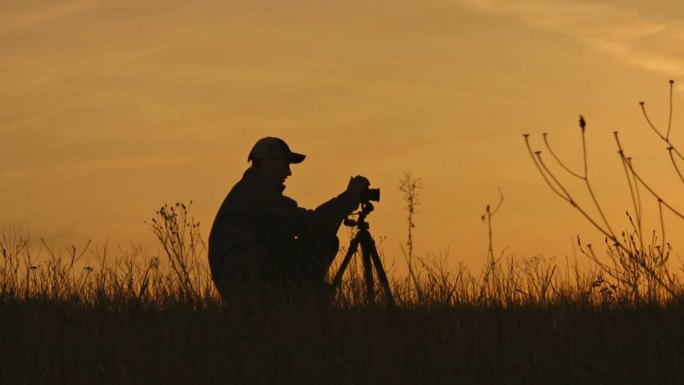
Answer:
[331, 202, 395, 305]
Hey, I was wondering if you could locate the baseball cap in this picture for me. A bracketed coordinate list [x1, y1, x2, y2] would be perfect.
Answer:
[248, 137, 306, 164]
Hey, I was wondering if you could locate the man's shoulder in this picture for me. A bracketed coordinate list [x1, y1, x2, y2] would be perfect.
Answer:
[229, 171, 297, 206]
[232, 170, 277, 195]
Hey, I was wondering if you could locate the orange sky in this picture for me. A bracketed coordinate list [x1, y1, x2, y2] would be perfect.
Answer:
[3, 0, 684, 271]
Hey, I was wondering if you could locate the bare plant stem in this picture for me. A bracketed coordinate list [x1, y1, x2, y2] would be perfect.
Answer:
[525, 98, 683, 302]
[528, 140, 618, 245]
[399, 171, 423, 299]
[482, 188, 504, 261]
[614, 133, 684, 220]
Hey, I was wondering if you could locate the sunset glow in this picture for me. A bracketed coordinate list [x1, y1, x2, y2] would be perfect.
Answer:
[3, 0, 684, 269]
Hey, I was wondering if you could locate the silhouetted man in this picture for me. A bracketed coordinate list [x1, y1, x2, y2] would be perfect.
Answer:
[208, 137, 369, 305]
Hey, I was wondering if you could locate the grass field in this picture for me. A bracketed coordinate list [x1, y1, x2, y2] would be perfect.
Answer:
[2, 222, 684, 385]
[3, 297, 683, 384]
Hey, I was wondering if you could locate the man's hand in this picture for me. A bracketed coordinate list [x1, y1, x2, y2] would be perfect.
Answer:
[347, 175, 370, 203]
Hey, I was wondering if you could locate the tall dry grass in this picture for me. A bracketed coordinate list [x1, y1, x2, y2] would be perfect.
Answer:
[2, 219, 683, 384]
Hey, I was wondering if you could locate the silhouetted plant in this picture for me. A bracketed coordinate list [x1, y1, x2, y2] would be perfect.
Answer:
[524, 81, 683, 303]
[481, 187, 504, 261]
[146, 201, 207, 299]
[478, 188, 506, 303]
[399, 170, 423, 300]
[0, 227, 28, 297]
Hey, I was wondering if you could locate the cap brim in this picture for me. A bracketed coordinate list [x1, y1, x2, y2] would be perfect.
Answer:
[289, 153, 306, 164]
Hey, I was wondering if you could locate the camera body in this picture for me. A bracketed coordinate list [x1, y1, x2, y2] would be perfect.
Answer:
[360, 187, 380, 203]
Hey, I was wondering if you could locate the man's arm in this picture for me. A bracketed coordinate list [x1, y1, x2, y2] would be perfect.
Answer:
[261, 176, 369, 235]
[314, 176, 370, 227]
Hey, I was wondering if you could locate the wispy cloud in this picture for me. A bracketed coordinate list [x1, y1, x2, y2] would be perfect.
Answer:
[0, 154, 196, 181]
[0, 0, 99, 33]
[455, 0, 684, 79]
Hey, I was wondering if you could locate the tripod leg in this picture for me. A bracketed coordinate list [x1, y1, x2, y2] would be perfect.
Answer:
[331, 236, 360, 293]
[364, 233, 396, 306]
[360, 239, 375, 304]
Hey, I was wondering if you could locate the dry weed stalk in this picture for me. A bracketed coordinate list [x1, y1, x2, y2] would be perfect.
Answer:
[482, 187, 504, 261]
[399, 170, 423, 300]
[524, 81, 684, 303]
[147, 201, 207, 299]
[478, 188, 508, 303]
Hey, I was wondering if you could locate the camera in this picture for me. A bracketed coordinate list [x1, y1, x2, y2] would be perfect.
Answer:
[360, 187, 380, 203]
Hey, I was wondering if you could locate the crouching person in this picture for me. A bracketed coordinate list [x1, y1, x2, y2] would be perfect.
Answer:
[208, 137, 369, 310]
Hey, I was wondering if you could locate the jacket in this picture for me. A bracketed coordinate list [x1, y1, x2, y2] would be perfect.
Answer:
[208, 167, 358, 288]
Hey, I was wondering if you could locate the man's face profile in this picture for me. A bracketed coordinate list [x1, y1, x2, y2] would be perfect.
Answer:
[260, 155, 292, 185]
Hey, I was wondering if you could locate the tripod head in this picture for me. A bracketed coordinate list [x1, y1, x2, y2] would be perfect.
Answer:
[343, 202, 374, 231]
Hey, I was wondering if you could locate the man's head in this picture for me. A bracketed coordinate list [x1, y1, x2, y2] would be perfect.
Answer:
[248, 137, 306, 184]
